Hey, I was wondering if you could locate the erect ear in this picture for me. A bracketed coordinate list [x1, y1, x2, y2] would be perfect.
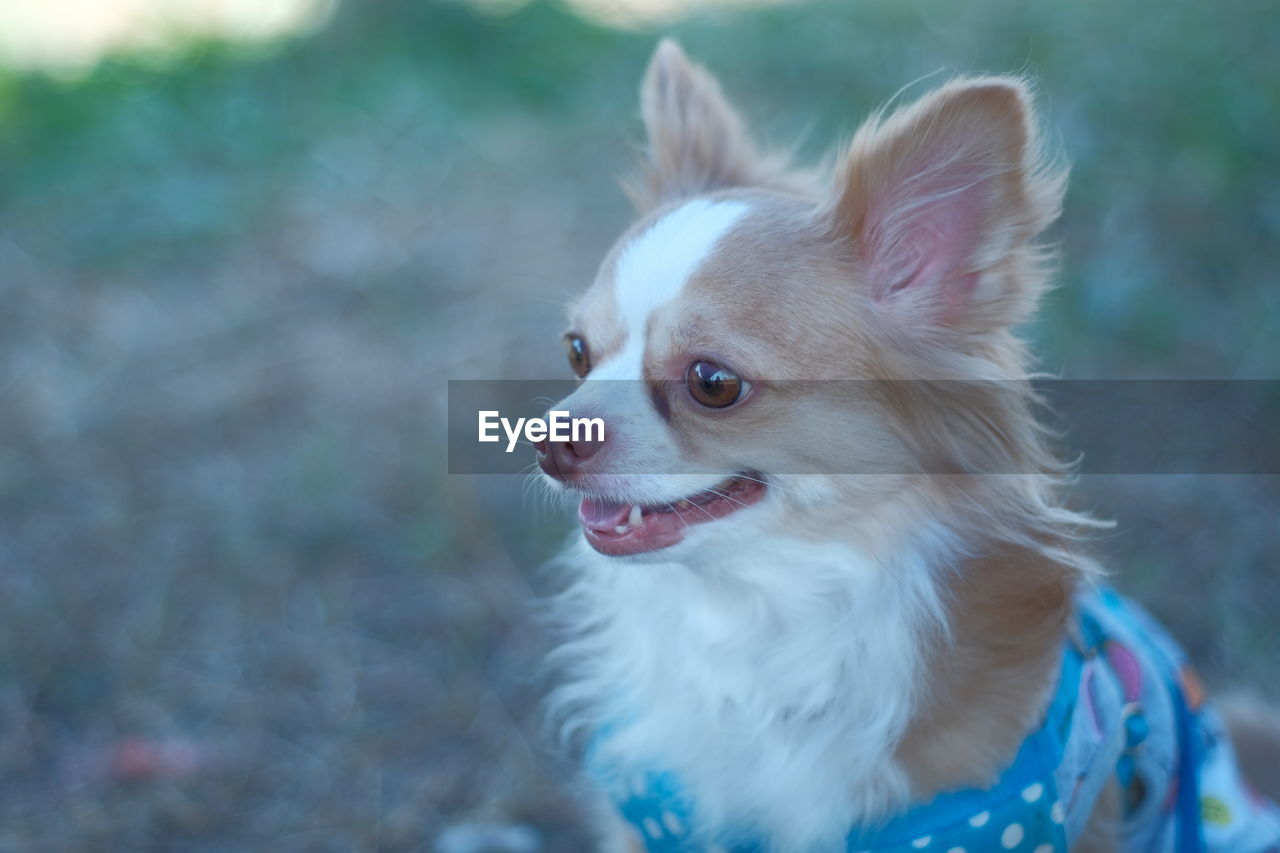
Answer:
[832, 77, 1065, 332]
[635, 39, 763, 209]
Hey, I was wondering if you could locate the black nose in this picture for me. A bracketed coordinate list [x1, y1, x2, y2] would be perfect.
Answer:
[535, 431, 603, 483]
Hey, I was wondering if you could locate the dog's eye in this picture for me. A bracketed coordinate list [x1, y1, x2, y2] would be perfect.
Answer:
[564, 333, 591, 378]
[686, 361, 745, 408]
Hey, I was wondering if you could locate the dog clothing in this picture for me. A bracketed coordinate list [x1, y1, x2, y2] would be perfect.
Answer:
[593, 587, 1280, 852]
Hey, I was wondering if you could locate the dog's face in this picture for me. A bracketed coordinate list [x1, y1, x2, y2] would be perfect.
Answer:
[538, 41, 1062, 561]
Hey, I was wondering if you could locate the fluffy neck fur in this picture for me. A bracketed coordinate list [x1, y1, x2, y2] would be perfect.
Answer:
[551, 524, 947, 852]
[549, 476, 1087, 852]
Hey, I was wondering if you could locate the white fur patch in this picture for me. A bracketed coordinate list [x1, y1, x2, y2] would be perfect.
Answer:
[550, 518, 958, 853]
[553, 199, 751, 507]
[592, 199, 749, 381]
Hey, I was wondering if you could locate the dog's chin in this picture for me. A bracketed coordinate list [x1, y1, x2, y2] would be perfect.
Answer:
[571, 472, 768, 558]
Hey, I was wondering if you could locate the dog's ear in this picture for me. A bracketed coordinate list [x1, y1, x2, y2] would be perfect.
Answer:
[635, 40, 762, 209]
[832, 78, 1065, 333]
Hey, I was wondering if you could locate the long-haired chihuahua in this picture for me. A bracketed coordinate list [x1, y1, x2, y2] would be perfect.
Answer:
[534, 41, 1280, 853]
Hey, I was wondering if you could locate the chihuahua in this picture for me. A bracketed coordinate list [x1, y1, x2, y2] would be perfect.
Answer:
[534, 40, 1280, 853]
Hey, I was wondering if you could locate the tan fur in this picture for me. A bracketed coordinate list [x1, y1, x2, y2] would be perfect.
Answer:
[897, 541, 1074, 793]
[830, 77, 1065, 333]
[568, 254, 626, 369]
[631, 39, 814, 211]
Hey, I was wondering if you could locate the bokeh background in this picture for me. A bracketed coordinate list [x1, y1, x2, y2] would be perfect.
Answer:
[0, 0, 1276, 850]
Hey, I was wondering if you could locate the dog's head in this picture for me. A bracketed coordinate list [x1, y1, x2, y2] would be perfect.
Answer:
[538, 41, 1065, 561]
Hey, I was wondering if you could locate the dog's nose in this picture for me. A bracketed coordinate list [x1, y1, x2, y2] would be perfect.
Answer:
[535, 432, 603, 482]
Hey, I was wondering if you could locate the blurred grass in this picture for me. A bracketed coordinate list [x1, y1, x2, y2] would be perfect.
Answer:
[0, 0, 1276, 849]
[4, 0, 1279, 373]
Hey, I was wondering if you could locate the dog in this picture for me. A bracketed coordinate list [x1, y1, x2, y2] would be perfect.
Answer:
[533, 40, 1280, 853]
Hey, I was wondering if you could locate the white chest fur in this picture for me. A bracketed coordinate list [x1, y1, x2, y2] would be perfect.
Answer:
[549, 529, 957, 852]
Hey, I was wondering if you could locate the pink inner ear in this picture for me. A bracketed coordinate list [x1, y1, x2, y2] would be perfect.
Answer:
[865, 150, 990, 309]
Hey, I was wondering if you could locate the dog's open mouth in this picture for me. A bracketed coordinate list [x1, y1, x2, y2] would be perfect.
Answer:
[577, 473, 767, 556]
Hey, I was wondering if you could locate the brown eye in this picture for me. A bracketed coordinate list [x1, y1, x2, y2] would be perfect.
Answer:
[686, 361, 745, 408]
[564, 333, 590, 378]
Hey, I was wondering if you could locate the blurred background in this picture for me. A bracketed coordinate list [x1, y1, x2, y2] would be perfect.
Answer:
[0, 0, 1276, 849]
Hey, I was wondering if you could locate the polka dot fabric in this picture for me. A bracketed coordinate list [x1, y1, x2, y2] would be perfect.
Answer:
[595, 588, 1280, 853]
[612, 773, 1069, 853]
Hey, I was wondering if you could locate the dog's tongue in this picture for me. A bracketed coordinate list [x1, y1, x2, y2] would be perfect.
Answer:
[578, 496, 630, 531]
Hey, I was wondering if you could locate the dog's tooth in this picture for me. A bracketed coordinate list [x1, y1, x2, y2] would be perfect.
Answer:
[628, 505, 643, 527]
[677, 499, 691, 509]
[614, 525, 628, 534]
